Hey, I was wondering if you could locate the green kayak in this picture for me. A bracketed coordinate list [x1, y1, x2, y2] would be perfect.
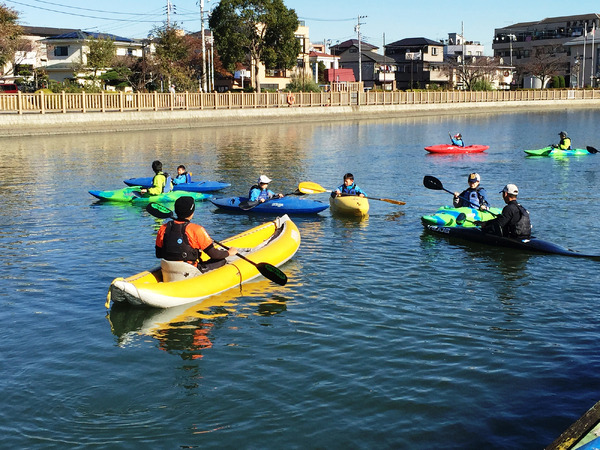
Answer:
[89, 187, 212, 203]
[421, 206, 502, 227]
[524, 146, 597, 157]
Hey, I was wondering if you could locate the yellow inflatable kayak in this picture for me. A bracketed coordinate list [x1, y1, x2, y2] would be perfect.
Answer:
[108, 215, 300, 308]
[329, 195, 370, 216]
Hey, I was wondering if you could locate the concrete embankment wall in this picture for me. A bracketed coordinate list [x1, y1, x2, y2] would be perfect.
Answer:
[1, 99, 599, 137]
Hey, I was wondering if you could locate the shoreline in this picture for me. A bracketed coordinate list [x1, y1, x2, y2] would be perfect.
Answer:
[1, 99, 599, 137]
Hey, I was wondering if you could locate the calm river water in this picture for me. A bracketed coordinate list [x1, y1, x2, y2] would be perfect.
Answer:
[1, 109, 599, 449]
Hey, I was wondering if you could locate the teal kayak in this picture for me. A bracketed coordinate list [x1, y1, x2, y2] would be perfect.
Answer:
[421, 206, 502, 227]
[524, 146, 597, 157]
[89, 187, 212, 203]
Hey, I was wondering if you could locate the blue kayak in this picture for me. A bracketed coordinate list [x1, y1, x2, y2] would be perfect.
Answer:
[211, 196, 329, 214]
[123, 177, 230, 193]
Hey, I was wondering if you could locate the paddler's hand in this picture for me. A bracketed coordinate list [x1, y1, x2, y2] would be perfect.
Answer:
[453, 192, 459, 197]
[480, 205, 488, 211]
[227, 247, 238, 256]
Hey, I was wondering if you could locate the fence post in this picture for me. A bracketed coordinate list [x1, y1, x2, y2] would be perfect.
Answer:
[153, 91, 158, 111]
[40, 91, 45, 114]
[120, 91, 124, 112]
[185, 92, 189, 110]
[82, 91, 86, 113]
[17, 91, 22, 115]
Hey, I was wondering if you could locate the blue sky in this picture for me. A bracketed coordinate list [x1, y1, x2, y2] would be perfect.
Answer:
[5, 0, 600, 54]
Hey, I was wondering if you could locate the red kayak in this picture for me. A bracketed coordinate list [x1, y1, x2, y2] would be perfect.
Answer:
[424, 144, 489, 154]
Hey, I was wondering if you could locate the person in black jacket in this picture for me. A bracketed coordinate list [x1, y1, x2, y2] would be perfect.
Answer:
[481, 184, 532, 239]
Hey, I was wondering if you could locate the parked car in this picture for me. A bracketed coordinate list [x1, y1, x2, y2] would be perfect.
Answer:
[0, 83, 19, 93]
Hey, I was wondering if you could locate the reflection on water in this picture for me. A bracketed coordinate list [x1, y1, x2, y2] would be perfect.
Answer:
[107, 279, 288, 359]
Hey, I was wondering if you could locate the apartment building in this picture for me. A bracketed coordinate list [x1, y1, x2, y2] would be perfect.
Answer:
[492, 13, 600, 87]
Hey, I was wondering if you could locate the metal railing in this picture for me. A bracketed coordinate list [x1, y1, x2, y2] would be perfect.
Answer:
[1, 89, 598, 114]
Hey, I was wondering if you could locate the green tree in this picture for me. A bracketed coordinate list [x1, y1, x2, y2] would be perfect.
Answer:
[85, 37, 116, 84]
[152, 25, 196, 91]
[209, 0, 301, 92]
[0, 4, 23, 70]
[520, 47, 567, 89]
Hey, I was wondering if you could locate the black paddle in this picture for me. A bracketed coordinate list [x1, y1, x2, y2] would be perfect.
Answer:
[423, 175, 499, 217]
[145, 202, 288, 286]
[586, 146, 598, 154]
[456, 212, 481, 226]
[239, 189, 303, 211]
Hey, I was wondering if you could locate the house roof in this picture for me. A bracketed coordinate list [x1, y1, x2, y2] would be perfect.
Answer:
[330, 39, 378, 51]
[309, 51, 339, 58]
[386, 37, 443, 48]
[358, 51, 396, 64]
[22, 26, 80, 37]
[46, 30, 135, 43]
[498, 13, 600, 30]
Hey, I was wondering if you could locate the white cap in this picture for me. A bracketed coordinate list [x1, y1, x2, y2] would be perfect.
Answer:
[501, 184, 519, 196]
[258, 175, 272, 184]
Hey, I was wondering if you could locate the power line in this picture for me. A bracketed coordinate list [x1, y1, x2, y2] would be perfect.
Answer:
[8, 0, 163, 16]
[5, 0, 164, 23]
[299, 16, 355, 22]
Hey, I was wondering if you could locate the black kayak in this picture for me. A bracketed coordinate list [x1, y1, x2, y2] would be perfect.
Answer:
[424, 224, 600, 258]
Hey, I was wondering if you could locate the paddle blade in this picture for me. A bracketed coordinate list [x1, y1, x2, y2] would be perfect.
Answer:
[146, 202, 174, 219]
[587, 146, 598, 154]
[375, 197, 406, 206]
[298, 181, 329, 194]
[455, 213, 467, 225]
[256, 262, 288, 286]
[423, 175, 443, 191]
[239, 200, 260, 210]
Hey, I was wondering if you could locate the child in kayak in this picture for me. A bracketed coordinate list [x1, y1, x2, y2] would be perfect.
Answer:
[156, 196, 237, 270]
[172, 165, 192, 185]
[140, 160, 172, 195]
[450, 133, 464, 147]
[332, 173, 366, 198]
[248, 175, 284, 203]
[552, 131, 572, 150]
[453, 172, 490, 210]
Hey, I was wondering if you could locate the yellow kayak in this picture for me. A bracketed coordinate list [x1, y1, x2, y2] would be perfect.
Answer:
[108, 215, 300, 308]
[329, 195, 370, 216]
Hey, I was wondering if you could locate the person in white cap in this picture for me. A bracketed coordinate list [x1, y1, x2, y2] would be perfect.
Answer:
[248, 175, 284, 203]
[480, 184, 531, 239]
[453, 172, 490, 210]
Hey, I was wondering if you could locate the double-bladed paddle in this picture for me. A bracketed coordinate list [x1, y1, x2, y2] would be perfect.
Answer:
[145, 202, 288, 286]
[422, 175, 499, 217]
[298, 181, 406, 205]
[586, 146, 598, 154]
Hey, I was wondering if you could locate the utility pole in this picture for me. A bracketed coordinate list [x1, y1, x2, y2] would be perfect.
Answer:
[166, 0, 174, 28]
[199, 0, 207, 92]
[355, 15, 367, 85]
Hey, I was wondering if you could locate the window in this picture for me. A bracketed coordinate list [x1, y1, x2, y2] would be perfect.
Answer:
[432, 47, 438, 56]
[54, 46, 68, 57]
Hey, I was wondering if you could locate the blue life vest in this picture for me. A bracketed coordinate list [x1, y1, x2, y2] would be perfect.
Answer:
[249, 185, 270, 201]
[342, 183, 359, 195]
